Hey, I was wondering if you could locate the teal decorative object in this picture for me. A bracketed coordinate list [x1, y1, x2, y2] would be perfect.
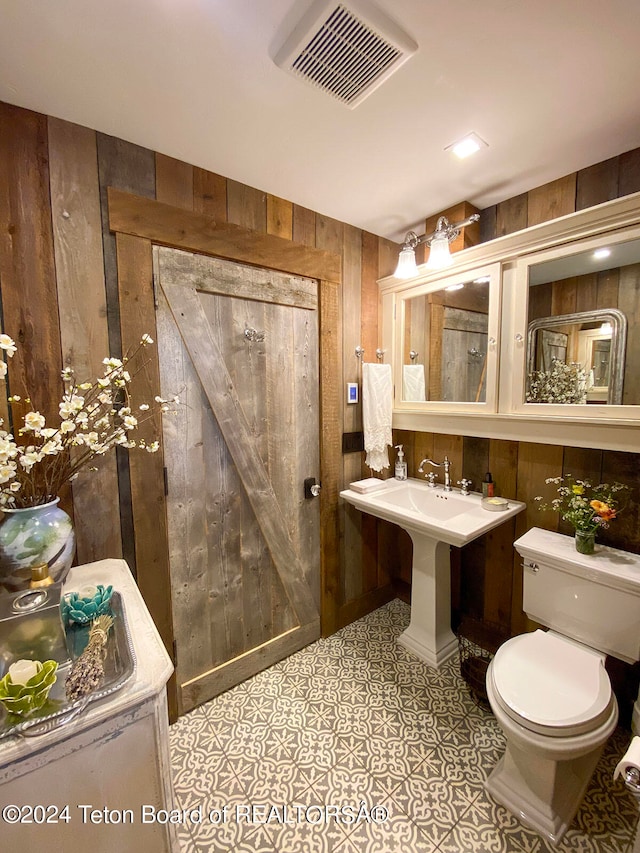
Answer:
[61, 584, 113, 627]
[0, 659, 58, 716]
[0, 498, 75, 593]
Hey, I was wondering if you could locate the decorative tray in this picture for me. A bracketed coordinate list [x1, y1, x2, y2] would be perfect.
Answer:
[0, 592, 136, 739]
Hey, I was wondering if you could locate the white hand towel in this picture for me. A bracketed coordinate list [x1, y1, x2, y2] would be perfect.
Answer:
[362, 362, 393, 472]
[403, 364, 426, 401]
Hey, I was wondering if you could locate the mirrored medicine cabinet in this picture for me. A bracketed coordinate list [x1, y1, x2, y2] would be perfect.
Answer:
[396, 263, 501, 413]
[379, 192, 640, 451]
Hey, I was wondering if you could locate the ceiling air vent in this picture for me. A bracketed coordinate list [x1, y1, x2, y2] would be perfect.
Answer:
[273, 0, 417, 108]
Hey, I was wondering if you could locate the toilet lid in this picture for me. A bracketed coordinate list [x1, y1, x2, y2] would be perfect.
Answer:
[492, 630, 612, 733]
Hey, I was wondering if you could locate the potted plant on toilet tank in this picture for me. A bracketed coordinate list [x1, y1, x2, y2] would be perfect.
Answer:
[535, 475, 630, 554]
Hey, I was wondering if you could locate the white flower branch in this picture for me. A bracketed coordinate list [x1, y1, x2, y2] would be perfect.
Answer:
[0, 333, 177, 507]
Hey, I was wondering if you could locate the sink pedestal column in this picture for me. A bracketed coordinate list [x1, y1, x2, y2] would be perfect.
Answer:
[397, 532, 458, 668]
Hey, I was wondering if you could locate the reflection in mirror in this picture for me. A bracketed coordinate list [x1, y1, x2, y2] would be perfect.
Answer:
[527, 310, 626, 404]
[526, 237, 640, 405]
[403, 276, 489, 403]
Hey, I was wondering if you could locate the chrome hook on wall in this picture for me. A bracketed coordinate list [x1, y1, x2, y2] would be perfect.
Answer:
[409, 350, 419, 362]
[355, 346, 365, 358]
[244, 327, 265, 343]
[376, 348, 385, 361]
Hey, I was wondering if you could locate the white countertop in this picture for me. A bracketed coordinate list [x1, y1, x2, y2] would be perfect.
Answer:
[0, 558, 173, 769]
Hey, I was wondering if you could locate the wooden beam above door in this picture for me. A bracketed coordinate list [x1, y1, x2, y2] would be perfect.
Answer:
[108, 188, 342, 283]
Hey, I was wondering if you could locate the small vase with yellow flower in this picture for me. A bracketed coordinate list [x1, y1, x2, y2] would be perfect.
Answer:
[534, 475, 629, 555]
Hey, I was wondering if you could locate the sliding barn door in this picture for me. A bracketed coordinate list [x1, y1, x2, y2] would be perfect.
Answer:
[154, 247, 320, 713]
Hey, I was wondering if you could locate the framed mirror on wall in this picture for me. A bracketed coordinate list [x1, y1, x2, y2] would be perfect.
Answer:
[394, 263, 501, 414]
[526, 309, 626, 405]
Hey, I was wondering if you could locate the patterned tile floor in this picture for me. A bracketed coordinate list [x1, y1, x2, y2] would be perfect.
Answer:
[170, 599, 640, 852]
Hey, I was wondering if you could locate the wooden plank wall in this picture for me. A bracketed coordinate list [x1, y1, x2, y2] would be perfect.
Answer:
[48, 118, 122, 562]
[0, 100, 399, 661]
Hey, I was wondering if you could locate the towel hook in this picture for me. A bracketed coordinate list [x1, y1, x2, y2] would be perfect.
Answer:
[375, 348, 385, 362]
[355, 346, 365, 359]
[409, 350, 419, 362]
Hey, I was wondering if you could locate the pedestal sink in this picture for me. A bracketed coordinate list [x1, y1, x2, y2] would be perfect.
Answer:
[340, 479, 526, 668]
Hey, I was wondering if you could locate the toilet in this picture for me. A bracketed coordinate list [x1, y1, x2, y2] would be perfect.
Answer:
[485, 526, 640, 844]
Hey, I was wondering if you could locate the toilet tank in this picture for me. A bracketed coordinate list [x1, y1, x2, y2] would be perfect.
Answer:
[515, 527, 640, 663]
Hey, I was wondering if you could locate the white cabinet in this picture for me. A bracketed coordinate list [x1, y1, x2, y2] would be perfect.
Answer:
[379, 191, 640, 451]
[0, 559, 177, 852]
[384, 262, 502, 415]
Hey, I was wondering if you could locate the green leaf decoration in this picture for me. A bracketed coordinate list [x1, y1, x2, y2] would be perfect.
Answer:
[0, 660, 59, 716]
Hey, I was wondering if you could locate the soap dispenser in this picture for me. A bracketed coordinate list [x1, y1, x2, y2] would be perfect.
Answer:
[394, 445, 407, 480]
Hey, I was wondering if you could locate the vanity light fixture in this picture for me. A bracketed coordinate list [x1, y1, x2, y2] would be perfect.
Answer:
[395, 243, 421, 279]
[394, 213, 481, 278]
[426, 228, 454, 270]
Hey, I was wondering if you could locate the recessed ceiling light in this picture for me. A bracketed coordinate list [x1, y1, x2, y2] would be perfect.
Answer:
[593, 248, 611, 260]
[446, 132, 488, 159]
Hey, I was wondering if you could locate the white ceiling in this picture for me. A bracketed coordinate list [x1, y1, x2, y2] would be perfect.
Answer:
[1, 0, 640, 242]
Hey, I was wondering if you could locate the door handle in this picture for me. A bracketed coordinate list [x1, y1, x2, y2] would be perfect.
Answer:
[304, 478, 321, 499]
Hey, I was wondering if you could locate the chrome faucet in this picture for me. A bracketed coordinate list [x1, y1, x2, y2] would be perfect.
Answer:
[418, 455, 452, 491]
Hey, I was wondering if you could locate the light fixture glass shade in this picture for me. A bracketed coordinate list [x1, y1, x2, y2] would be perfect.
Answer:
[425, 235, 453, 269]
[395, 245, 419, 278]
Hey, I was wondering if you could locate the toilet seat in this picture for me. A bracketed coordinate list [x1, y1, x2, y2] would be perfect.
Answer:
[490, 630, 613, 737]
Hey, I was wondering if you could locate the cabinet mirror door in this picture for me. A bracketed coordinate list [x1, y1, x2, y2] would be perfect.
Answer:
[515, 230, 640, 417]
[397, 263, 501, 413]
